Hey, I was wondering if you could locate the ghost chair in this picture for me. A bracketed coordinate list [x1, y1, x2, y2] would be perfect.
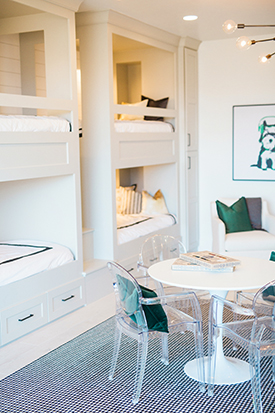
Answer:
[235, 251, 275, 314]
[208, 280, 275, 413]
[107, 261, 205, 404]
[249, 281, 275, 413]
[137, 234, 210, 300]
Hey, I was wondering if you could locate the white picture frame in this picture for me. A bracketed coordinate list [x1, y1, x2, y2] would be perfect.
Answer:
[233, 103, 275, 181]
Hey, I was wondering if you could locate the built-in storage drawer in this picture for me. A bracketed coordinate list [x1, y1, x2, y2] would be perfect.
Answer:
[0, 294, 47, 345]
[47, 278, 85, 322]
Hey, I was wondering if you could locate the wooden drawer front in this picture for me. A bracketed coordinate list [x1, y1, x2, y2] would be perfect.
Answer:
[48, 279, 85, 321]
[1, 295, 47, 345]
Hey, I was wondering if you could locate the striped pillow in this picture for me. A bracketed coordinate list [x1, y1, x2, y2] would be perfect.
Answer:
[116, 185, 136, 214]
[118, 187, 142, 215]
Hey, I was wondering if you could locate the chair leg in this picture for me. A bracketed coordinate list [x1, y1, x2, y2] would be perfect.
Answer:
[207, 324, 219, 396]
[249, 344, 263, 413]
[160, 333, 169, 365]
[108, 327, 122, 381]
[132, 333, 148, 404]
[193, 322, 206, 393]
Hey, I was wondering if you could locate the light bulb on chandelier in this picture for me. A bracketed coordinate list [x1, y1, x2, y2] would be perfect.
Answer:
[259, 52, 275, 64]
[236, 36, 252, 50]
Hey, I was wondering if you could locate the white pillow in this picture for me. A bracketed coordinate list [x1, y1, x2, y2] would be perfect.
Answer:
[119, 99, 148, 121]
[141, 190, 169, 215]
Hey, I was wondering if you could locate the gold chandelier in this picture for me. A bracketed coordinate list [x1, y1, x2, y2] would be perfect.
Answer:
[223, 20, 275, 63]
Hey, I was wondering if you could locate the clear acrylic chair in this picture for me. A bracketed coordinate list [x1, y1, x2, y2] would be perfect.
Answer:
[208, 280, 275, 413]
[107, 261, 205, 404]
[236, 251, 275, 309]
[137, 234, 210, 299]
[249, 281, 275, 413]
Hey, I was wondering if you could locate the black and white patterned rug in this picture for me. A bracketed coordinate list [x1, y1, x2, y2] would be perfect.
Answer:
[1, 301, 275, 413]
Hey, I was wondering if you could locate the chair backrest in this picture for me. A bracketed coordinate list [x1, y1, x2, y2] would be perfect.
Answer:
[252, 278, 275, 318]
[107, 261, 148, 331]
[138, 234, 186, 269]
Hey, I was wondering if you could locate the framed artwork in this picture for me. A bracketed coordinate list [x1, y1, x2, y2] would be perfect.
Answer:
[233, 103, 275, 181]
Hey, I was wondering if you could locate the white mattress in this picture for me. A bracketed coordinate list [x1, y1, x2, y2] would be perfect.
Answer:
[0, 240, 74, 286]
[114, 120, 174, 133]
[117, 213, 177, 244]
[0, 115, 71, 132]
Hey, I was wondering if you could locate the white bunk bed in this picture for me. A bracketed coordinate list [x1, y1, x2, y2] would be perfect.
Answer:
[0, 0, 83, 346]
[77, 12, 181, 274]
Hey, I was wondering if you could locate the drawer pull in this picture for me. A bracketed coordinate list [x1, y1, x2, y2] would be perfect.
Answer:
[18, 314, 34, 322]
[127, 268, 134, 272]
[62, 294, 75, 302]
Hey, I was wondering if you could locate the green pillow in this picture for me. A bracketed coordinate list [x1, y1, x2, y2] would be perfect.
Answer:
[116, 274, 168, 333]
[216, 197, 253, 234]
[270, 251, 275, 262]
[137, 284, 168, 333]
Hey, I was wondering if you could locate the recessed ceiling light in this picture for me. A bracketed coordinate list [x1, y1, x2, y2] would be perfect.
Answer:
[183, 15, 198, 21]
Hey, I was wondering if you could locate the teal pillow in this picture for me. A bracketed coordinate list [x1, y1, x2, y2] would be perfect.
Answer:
[270, 251, 275, 262]
[137, 284, 168, 333]
[216, 197, 253, 234]
[116, 274, 168, 333]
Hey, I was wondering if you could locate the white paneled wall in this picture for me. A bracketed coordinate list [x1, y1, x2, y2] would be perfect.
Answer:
[0, 34, 22, 114]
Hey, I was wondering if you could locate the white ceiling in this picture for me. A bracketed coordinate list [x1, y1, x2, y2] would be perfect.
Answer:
[78, 0, 275, 42]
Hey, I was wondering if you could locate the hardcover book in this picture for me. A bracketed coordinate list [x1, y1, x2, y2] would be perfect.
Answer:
[179, 251, 241, 269]
[171, 258, 235, 272]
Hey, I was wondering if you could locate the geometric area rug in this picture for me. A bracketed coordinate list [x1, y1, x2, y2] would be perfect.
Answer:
[1, 302, 275, 413]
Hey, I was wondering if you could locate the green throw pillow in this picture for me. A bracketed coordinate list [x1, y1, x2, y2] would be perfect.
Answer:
[116, 274, 168, 333]
[137, 284, 169, 333]
[270, 251, 275, 262]
[216, 197, 253, 234]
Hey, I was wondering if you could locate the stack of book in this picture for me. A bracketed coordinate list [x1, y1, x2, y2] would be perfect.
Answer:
[172, 251, 241, 273]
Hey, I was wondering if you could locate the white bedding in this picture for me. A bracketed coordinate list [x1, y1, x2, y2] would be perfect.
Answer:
[0, 115, 71, 132]
[0, 240, 74, 286]
[117, 213, 177, 244]
[114, 120, 174, 133]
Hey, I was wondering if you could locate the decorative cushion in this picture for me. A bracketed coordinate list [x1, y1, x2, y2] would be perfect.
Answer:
[122, 190, 142, 215]
[262, 285, 275, 302]
[116, 274, 168, 333]
[245, 198, 262, 230]
[137, 284, 168, 333]
[141, 189, 169, 215]
[116, 185, 136, 214]
[120, 99, 148, 121]
[225, 230, 275, 251]
[141, 95, 169, 121]
[216, 197, 253, 234]
[270, 251, 275, 261]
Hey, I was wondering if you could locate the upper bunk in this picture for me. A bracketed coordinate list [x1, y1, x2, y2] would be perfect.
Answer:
[0, 0, 80, 183]
[76, 11, 179, 170]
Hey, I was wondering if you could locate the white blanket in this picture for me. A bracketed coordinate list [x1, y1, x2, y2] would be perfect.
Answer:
[0, 240, 74, 286]
[114, 120, 174, 133]
[0, 115, 71, 132]
[117, 213, 177, 244]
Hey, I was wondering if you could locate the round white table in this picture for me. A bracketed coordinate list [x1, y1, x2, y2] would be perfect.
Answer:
[148, 256, 275, 385]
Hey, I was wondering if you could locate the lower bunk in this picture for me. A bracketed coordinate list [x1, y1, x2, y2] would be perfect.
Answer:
[0, 240, 84, 346]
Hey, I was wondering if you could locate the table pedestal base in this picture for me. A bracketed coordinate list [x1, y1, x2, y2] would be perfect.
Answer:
[185, 356, 252, 385]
